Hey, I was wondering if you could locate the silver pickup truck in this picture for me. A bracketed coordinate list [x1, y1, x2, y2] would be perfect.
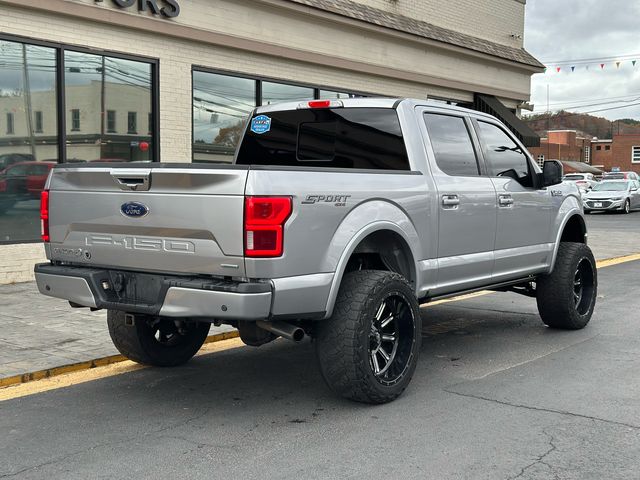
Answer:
[35, 98, 597, 404]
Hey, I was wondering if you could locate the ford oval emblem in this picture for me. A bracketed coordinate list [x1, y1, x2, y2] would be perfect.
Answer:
[120, 202, 149, 218]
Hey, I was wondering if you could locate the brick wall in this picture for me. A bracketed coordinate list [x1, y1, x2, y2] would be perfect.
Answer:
[548, 131, 577, 146]
[591, 142, 613, 169]
[609, 135, 640, 174]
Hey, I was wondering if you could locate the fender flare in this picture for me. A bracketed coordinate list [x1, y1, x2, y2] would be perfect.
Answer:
[322, 211, 421, 319]
[547, 199, 586, 274]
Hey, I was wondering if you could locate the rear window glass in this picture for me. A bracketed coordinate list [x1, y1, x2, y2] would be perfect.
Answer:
[424, 113, 479, 177]
[236, 108, 410, 170]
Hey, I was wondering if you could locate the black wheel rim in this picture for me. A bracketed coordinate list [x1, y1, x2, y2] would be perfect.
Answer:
[573, 258, 595, 315]
[368, 293, 415, 386]
[149, 318, 192, 347]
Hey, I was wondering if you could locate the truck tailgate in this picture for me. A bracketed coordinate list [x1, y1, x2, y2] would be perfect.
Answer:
[47, 164, 248, 277]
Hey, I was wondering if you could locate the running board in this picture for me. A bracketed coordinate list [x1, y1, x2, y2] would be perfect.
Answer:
[420, 276, 536, 304]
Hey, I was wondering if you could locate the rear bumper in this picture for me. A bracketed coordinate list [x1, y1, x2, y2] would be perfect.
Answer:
[34, 263, 332, 321]
[34, 263, 272, 320]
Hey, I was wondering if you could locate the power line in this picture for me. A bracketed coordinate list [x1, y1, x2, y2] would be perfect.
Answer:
[531, 96, 640, 113]
[525, 101, 640, 121]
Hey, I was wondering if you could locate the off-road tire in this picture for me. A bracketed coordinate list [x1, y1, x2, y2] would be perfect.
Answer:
[536, 242, 597, 330]
[315, 270, 421, 404]
[107, 310, 210, 366]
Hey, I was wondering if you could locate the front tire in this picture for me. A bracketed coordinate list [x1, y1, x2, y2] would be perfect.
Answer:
[315, 270, 421, 404]
[107, 310, 210, 366]
[623, 199, 631, 214]
[536, 242, 597, 330]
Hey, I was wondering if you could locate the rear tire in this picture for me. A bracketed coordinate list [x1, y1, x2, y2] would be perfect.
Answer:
[315, 270, 421, 404]
[107, 310, 210, 366]
[536, 242, 597, 330]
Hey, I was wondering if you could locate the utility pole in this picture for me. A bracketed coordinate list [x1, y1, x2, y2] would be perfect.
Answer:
[22, 44, 37, 160]
[100, 55, 106, 150]
[547, 84, 550, 160]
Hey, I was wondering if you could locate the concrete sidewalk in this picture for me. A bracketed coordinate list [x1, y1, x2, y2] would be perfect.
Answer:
[0, 282, 236, 382]
[1, 213, 638, 383]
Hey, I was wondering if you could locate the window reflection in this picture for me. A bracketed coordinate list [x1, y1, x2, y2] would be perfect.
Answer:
[193, 71, 256, 163]
[319, 90, 358, 99]
[65, 51, 153, 163]
[0, 40, 57, 242]
[262, 81, 314, 105]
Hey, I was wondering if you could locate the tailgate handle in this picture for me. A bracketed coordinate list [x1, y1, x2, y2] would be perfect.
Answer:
[111, 169, 151, 191]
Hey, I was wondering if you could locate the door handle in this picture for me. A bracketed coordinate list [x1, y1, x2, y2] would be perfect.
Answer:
[499, 194, 514, 207]
[442, 194, 460, 207]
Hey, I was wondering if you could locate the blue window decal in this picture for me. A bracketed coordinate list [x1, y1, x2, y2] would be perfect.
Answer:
[251, 115, 272, 134]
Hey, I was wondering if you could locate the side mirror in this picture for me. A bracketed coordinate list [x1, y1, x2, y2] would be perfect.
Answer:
[541, 160, 563, 187]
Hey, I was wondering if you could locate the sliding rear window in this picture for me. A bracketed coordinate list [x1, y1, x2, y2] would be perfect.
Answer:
[236, 108, 409, 170]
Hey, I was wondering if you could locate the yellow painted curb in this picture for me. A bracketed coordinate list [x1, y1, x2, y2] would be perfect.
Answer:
[0, 330, 239, 389]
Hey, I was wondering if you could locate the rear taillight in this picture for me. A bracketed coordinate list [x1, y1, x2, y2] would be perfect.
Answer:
[40, 190, 50, 243]
[244, 196, 292, 257]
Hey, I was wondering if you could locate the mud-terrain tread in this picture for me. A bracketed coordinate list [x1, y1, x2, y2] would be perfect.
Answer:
[315, 270, 421, 404]
[536, 242, 597, 330]
[107, 310, 210, 367]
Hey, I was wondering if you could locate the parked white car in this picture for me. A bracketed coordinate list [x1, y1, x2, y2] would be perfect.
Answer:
[563, 173, 598, 192]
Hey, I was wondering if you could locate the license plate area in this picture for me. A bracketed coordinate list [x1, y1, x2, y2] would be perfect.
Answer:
[593, 202, 602, 207]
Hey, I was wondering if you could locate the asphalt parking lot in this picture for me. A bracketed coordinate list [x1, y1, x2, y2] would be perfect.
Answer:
[585, 209, 640, 259]
[1, 253, 639, 479]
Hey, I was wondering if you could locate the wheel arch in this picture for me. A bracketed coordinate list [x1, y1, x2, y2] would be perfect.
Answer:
[548, 207, 587, 274]
[322, 204, 421, 319]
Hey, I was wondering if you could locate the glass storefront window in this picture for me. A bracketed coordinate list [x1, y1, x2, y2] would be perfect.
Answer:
[65, 52, 154, 163]
[0, 40, 57, 243]
[319, 90, 353, 99]
[193, 71, 256, 163]
[262, 81, 314, 105]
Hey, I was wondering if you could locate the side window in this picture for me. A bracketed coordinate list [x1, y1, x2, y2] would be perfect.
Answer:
[424, 113, 480, 176]
[7, 165, 29, 176]
[29, 164, 50, 175]
[477, 121, 533, 187]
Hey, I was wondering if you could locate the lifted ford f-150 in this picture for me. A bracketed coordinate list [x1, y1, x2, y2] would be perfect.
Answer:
[35, 98, 597, 404]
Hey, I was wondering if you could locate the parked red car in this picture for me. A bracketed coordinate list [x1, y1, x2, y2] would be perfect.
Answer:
[0, 161, 55, 214]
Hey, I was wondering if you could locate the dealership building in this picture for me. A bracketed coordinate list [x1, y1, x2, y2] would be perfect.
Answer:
[0, 0, 543, 283]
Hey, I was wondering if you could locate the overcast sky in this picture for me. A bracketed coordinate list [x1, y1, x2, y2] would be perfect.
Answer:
[524, 0, 640, 120]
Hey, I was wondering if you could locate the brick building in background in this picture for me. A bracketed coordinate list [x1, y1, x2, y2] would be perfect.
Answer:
[590, 139, 613, 170]
[599, 135, 640, 173]
[529, 130, 640, 175]
[529, 130, 591, 166]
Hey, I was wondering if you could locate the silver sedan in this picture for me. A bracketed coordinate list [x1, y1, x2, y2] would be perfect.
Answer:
[583, 180, 640, 214]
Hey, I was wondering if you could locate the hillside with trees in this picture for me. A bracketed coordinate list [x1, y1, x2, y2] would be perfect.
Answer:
[523, 112, 640, 139]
